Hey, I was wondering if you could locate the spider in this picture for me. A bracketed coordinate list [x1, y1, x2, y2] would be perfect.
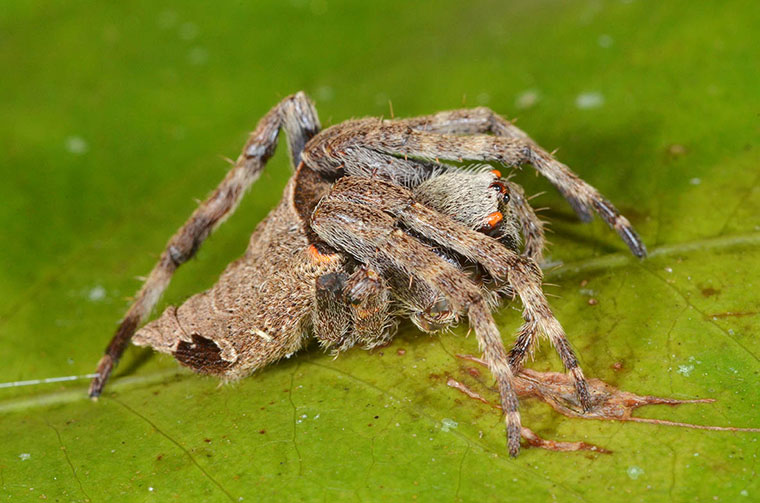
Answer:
[89, 92, 645, 457]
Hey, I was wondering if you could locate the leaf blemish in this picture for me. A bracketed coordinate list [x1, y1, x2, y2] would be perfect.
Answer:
[626, 466, 644, 480]
[677, 364, 695, 377]
[450, 354, 760, 451]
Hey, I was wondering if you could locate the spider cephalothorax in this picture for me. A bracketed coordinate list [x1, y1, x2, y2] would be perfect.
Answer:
[89, 92, 645, 457]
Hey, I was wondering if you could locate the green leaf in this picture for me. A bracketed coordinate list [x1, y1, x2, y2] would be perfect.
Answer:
[2, 1, 759, 501]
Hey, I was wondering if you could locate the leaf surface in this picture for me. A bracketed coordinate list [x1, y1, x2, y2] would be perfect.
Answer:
[1, 1, 759, 501]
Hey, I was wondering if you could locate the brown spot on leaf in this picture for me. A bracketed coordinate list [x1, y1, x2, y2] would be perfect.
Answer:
[446, 378, 493, 407]
[666, 143, 688, 158]
[522, 426, 611, 453]
[466, 366, 481, 378]
[701, 287, 720, 297]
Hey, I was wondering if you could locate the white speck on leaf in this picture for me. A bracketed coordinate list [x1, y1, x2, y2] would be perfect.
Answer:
[19, 453, 31, 461]
[627, 466, 644, 479]
[440, 418, 458, 432]
[575, 92, 604, 109]
[515, 89, 540, 110]
[677, 364, 695, 377]
[690, 177, 701, 185]
[65, 136, 89, 155]
[88, 285, 106, 302]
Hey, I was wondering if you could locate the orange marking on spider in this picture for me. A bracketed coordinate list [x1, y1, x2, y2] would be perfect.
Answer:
[490, 169, 502, 178]
[308, 244, 337, 264]
[485, 211, 503, 229]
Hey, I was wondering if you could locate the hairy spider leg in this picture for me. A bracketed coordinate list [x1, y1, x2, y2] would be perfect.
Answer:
[89, 93, 321, 397]
[342, 265, 394, 350]
[311, 197, 522, 456]
[503, 181, 546, 263]
[326, 176, 591, 411]
[313, 269, 353, 350]
[311, 251, 395, 353]
[378, 109, 647, 258]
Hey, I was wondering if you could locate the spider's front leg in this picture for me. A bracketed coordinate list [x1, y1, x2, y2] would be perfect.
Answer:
[367, 115, 647, 258]
[404, 107, 594, 221]
[312, 261, 393, 353]
[323, 176, 592, 410]
[502, 181, 546, 263]
[310, 194, 522, 456]
[89, 92, 321, 397]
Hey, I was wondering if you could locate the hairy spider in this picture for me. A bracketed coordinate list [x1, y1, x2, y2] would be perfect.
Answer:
[89, 92, 645, 457]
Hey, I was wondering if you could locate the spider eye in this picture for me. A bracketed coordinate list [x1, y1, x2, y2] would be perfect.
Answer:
[489, 181, 510, 204]
[489, 181, 506, 194]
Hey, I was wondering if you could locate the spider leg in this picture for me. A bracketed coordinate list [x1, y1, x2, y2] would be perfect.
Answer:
[505, 181, 546, 263]
[343, 265, 394, 349]
[397, 107, 531, 139]
[311, 197, 522, 456]
[403, 107, 590, 222]
[324, 177, 591, 411]
[313, 271, 353, 350]
[302, 130, 445, 187]
[358, 120, 646, 258]
[89, 92, 321, 397]
[313, 264, 394, 353]
[411, 167, 545, 263]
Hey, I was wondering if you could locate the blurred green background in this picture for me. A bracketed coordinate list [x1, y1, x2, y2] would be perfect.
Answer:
[1, 1, 759, 501]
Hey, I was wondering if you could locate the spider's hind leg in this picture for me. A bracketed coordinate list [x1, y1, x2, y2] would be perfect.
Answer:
[89, 92, 321, 397]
